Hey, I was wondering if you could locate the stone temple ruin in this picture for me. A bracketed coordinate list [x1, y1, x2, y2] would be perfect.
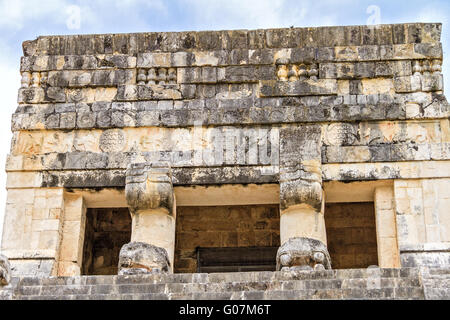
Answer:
[0, 22, 449, 300]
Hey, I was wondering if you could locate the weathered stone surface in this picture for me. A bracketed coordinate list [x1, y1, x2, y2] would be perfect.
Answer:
[11, 92, 450, 129]
[4, 267, 448, 300]
[0, 254, 11, 286]
[276, 237, 332, 271]
[3, 22, 450, 287]
[118, 242, 170, 275]
[279, 125, 322, 211]
[47, 70, 135, 87]
[400, 244, 450, 268]
[421, 267, 450, 299]
[259, 79, 337, 97]
[125, 163, 174, 215]
[124, 162, 176, 269]
[21, 23, 442, 58]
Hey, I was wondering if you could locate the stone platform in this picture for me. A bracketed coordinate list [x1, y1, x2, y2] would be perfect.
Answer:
[1, 267, 448, 300]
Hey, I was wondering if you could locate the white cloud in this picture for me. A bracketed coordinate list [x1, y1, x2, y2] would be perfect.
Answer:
[114, 0, 167, 13]
[178, 0, 294, 29]
[0, 0, 73, 31]
[177, 0, 362, 30]
[0, 0, 169, 35]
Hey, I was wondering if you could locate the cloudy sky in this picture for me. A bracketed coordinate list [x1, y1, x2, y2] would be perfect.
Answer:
[0, 0, 449, 239]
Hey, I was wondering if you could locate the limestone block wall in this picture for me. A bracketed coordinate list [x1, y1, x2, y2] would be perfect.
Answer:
[1, 23, 449, 276]
[8, 23, 448, 188]
[394, 178, 450, 267]
[1, 188, 65, 276]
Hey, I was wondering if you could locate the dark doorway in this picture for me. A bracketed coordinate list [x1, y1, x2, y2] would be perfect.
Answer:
[325, 202, 378, 269]
[81, 208, 131, 275]
[174, 204, 280, 273]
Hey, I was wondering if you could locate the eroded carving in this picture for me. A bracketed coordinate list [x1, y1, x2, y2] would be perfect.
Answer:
[0, 254, 11, 286]
[99, 129, 126, 152]
[20, 71, 49, 89]
[279, 164, 323, 211]
[324, 123, 358, 146]
[279, 125, 323, 211]
[276, 237, 332, 271]
[413, 59, 442, 75]
[275, 57, 318, 81]
[118, 241, 170, 275]
[125, 162, 174, 215]
[67, 89, 84, 103]
[20, 72, 31, 88]
[138, 67, 178, 86]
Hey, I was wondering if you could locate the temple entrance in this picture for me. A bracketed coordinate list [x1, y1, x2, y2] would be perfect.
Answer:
[324, 202, 378, 269]
[174, 204, 280, 273]
[81, 208, 132, 275]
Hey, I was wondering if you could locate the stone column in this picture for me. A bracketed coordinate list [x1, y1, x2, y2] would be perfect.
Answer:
[119, 163, 175, 275]
[277, 125, 331, 271]
[374, 186, 400, 268]
[1, 187, 65, 277]
[58, 193, 87, 276]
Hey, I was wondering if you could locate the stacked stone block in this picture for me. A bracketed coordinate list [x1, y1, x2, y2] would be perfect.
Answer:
[6, 24, 448, 189]
[1, 22, 449, 280]
[394, 178, 450, 267]
[2, 267, 447, 300]
[1, 188, 65, 277]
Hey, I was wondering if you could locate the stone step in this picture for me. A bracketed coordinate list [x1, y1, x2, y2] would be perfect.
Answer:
[14, 286, 425, 300]
[12, 276, 422, 297]
[425, 267, 450, 275]
[423, 288, 450, 300]
[3, 268, 442, 300]
[13, 268, 420, 288]
[421, 268, 450, 279]
[420, 268, 450, 299]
